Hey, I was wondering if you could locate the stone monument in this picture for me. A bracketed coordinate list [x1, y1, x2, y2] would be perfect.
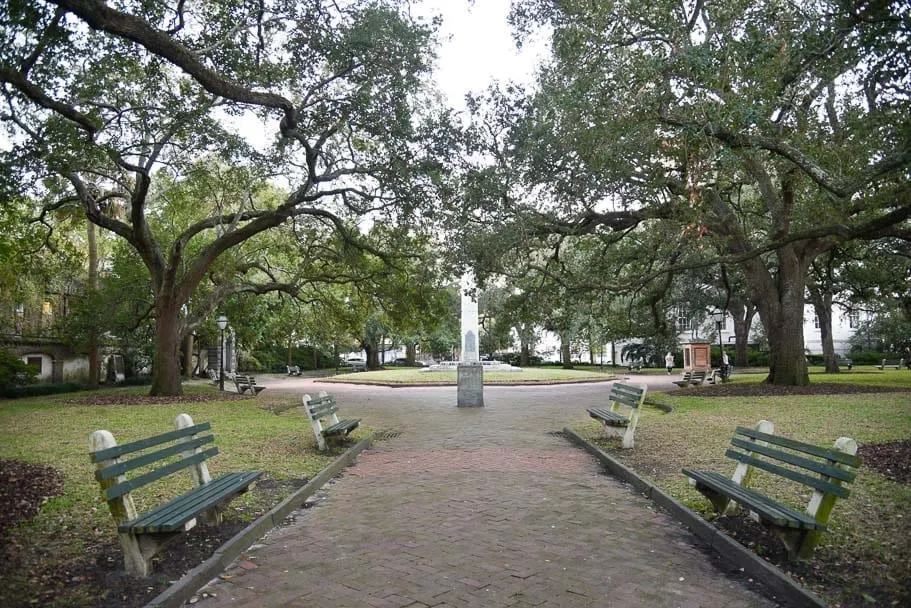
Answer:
[457, 274, 483, 407]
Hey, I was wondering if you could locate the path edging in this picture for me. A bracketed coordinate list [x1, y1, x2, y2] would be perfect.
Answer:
[562, 427, 826, 608]
[144, 434, 374, 608]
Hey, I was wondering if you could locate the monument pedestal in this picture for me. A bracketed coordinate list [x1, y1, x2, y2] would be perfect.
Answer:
[457, 363, 483, 407]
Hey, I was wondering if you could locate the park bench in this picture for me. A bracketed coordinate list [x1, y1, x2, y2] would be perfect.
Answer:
[842, 359, 853, 371]
[672, 372, 693, 387]
[587, 382, 648, 449]
[88, 414, 261, 576]
[626, 362, 643, 372]
[233, 374, 265, 395]
[207, 368, 219, 385]
[303, 391, 361, 451]
[689, 370, 707, 386]
[682, 420, 860, 560]
[875, 358, 904, 370]
[286, 365, 302, 376]
[706, 369, 720, 384]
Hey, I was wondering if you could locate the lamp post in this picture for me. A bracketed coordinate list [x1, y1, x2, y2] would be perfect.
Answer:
[216, 314, 228, 391]
[711, 309, 727, 382]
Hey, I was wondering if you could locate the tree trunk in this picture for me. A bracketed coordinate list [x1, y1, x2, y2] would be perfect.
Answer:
[810, 290, 839, 373]
[405, 342, 417, 364]
[520, 342, 530, 366]
[182, 332, 194, 379]
[364, 343, 380, 370]
[561, 334, 573, 370]
[150, 299, 183, 395]
[731, 302, 756, 368]
[86, 221, 100, 388]
[744, 244, 811, 386]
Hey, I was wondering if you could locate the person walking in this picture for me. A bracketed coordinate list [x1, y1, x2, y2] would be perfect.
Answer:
[665, 352, 675, 374]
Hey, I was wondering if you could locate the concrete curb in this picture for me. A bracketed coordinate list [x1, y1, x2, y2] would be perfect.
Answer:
[562, 427, 826, 608]
[144, 435, 374, 608]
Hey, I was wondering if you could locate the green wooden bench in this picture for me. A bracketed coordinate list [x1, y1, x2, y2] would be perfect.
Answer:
[875, 358, 904, 370]
[234, 374, 266, 395]
[671, 371, 693, 387]
[689, 370, 707, 385]
[89, 414, 261, 576]
[303, 391, 361, 451]
[586, 382, 648, 449]
[682, 420, 860, 560]
[286, 365, 302, 376]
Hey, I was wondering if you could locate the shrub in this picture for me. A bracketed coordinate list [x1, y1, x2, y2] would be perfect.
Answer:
[0, 348, 37, 391]
[1, 382, 85, 399]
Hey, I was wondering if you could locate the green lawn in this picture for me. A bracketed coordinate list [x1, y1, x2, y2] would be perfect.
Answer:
[323, 366, 614, 384]
[571, 375, 911, 606]
[0, 386, 368, 606]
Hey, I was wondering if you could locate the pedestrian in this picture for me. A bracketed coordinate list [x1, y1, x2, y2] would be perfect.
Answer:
[665, 352, 674, 374]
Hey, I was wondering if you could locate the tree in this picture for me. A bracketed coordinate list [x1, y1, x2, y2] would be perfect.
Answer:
[2, 0, 444, 394]
[506, 0, 911, 385]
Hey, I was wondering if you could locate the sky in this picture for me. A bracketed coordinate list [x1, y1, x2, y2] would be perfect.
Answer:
[415, 0, 549, 111]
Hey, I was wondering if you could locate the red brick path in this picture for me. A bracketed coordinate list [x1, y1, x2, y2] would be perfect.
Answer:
[199, 381, 776, 607]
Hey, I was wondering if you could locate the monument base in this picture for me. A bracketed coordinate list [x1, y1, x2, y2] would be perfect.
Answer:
[457, 363, 484, 407]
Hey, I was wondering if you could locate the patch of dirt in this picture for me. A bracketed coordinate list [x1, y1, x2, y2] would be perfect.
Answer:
[858, 440, 911, 485]
[0, 460, 65, 537]
[674, 382, 910, 397]
[714, 512, 911, 608]
[63, 393, 253, 406]
[0, 475, 307, 608]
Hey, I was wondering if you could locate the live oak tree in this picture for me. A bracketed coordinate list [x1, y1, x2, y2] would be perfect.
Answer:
[1, 0, 443, 394]
[507, 0, 911, 385]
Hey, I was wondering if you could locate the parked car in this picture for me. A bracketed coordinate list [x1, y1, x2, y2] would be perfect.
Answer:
[343, 357, 367, 371]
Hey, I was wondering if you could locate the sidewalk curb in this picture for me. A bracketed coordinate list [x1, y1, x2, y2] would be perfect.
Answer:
[144, 434, 374, 608]
[562, 427, 826, 608]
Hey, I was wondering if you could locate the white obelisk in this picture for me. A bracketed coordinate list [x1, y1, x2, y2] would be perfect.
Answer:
[457, 273, 483, 406]
[460, 273, 480, 363]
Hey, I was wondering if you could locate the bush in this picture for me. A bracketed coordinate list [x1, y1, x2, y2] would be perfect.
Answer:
[1, 382, 85, 399]
[0, 348, 37, 391]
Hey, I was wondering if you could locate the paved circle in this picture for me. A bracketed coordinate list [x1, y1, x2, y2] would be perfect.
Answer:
[199, 378, 776, 607]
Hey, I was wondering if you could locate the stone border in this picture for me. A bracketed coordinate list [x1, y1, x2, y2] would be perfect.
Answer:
[562, 428, 826, 608]
[144, 435, 374, 608]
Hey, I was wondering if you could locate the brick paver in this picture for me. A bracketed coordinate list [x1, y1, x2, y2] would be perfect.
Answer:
[199, 379, 776, 607]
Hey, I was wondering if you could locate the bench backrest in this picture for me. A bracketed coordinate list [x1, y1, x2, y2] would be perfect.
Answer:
[305, 394, 338, 421]
[235, 374, 256, 385]
[609, 382, 647, 409]
[89, 415, 216, 503]
[692, 371, 706, 380]
[726, 426, 860, 499]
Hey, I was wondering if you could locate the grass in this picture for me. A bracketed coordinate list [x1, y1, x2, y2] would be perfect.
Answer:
[322, 366, 614, 384]
[0, 385, 370, 606]
[571, 375, 911, 606]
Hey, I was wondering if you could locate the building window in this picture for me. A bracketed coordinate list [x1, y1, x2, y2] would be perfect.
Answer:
[813, 315, 820, 329]
[676, 315, 691, 332]
[848, 311, 860, 329]
[26, 356, 43, 374]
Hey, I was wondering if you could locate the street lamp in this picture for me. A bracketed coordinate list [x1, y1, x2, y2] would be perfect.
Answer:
[216, 314, 228, 391]
[711, 309, 727, 382]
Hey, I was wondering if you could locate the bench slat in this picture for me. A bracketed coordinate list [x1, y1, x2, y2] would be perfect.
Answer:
[735, 427, 861, 467]
[683, 470, 823, 530]
[120, 471, 261, 533]
[105, 447, 220, 500]
[609, 386, 645, 407]
[730, 438, 856, 483]
[96, 435, 215, 482]
[90, 423, 212, 462]
[724, 450, 851, 498]
[587, 408, 629, 426]
[324, 419, 360, 435]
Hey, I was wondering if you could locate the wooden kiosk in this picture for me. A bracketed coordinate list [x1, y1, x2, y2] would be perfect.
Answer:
[682, 340, 713, 372]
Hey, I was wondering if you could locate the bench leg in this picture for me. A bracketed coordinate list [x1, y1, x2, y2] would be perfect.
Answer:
[692, 483, 733, 514]
[773, 527, 812, 561]
[120, 531, 182, 576]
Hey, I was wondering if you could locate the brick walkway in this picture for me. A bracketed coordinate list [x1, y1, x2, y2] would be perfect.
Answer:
[199, 380, 776, 607]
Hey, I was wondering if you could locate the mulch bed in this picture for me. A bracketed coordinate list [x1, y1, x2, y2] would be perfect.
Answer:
[674, 382, 911, 397]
